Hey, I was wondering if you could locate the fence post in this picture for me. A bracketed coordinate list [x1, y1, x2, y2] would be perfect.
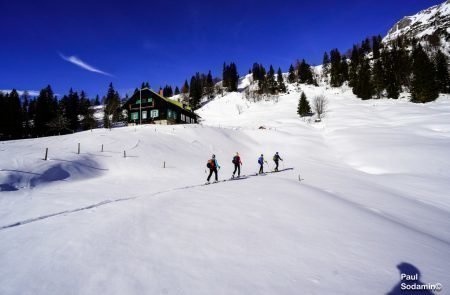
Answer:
[124, 150, 126, 158]
[78, 143, 80, 154]
[101, 144, 104, 152]
[44, 148, 48, 161]
[164, 161, 165, 168]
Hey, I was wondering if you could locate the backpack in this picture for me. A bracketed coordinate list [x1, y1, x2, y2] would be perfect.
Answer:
[232, 156, 239, 164]
[273, 155, 277, 161]
[258, 157, 263, 165]
[207, 159, 215, 169]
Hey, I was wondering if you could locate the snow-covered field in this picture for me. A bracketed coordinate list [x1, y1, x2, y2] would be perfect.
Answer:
[1, 84, 449, 294]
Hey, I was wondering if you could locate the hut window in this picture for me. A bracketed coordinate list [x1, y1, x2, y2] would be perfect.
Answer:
[151, 109, 159, 118]
[131, 112, 139, 120]
[142, 111, 147, 119]
[168, 109, 177, 120]
[148, 98, 153, 103]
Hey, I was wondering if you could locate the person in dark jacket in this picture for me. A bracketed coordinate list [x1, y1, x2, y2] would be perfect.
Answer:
[207, 154, 220, 182]
[232, 152, 242, 178]
[273, 152, 283, 172]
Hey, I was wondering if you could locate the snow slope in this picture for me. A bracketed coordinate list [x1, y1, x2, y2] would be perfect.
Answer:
[1, 84, 450, 294]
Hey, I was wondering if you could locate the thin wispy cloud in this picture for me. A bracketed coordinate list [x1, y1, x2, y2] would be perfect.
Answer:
[59, 53, 113, 77]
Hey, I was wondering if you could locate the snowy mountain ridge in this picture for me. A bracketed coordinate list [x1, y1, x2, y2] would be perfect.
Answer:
[383, 0, 450, 50]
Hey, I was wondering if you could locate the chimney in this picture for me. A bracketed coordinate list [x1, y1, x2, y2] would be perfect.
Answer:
[159, 88, 163, 96]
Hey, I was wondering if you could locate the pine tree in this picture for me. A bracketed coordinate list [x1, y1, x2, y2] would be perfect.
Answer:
[205, 70, 214, 97]
[252, 63, 261, 81]
[8, 90, 23, 139]
[397, 45, 412, 88]
[84, 107, 98, 130]
[267, 65, 277, 94]
[330, 49, 343, 87]
[361, 37, 371, 54]
[277, 67, 286, 93]
[162, 85, 174, 97]
[174, 86, 180, 95]
[94, 95, 101, 106]
[79, 91, 92, 130]
[298, 59, 314, 84]
[47, 103, 69, 135]
[287, 64, 296, 83]
[340, 56, 349, 82]
[372, 35, 382, 59]
[222, 62, 239, 91]
[181, 80, 190, 94]
[322, 52, 330, 77]
[222, 62, 229, 89]
[353, 57, 373, 100]
[229, 63, 239, 91]
[297, 92, 311, 117]
[0, 92, 6, 139]
[112, 91, 121, 123]
[22, 91, 30, 137]
[35, 85, 57, 136]
[348, 45, 360, 88]
[189, 73, 202, 109]
[372, 59, 385, 98]
[258, 66, 268, 94]
[104, 83, 120, 128]
[382, 48, 400, 99]
[65, 88, 80, 132]
[79, 92, 95, 131]
[28, 98, 37, 136]
[411, 44, 438, 103]
[435, 50, 450, 93]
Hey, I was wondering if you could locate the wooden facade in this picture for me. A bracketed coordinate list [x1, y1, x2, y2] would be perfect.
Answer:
[122, 88, 198, 125]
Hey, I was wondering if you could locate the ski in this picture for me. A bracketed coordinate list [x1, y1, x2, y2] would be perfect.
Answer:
[202, 168, 293, 186]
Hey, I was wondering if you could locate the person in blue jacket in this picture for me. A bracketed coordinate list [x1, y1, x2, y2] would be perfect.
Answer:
[207, 154, 220, 182]
[258, 154, 267, 174]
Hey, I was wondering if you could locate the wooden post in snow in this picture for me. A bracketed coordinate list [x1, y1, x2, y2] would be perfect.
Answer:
[78, 143, 80, 154]
[124, 150, 126, 158]
[44, 148, 48, 161]
[101, 144, 104, 152]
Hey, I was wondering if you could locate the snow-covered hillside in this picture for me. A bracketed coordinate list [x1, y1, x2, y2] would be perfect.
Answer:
[1, 83, 449, 294]
[384, 0, 450, 51]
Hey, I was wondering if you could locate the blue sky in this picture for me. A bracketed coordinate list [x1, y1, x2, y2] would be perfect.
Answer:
[0, 0, 443, 98]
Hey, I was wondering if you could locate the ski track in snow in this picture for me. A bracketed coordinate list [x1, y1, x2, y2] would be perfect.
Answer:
[0, 169, 294, 231]
[2, 165, 448, 250]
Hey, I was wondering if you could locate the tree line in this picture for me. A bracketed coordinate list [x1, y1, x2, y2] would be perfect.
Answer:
[323, 35, 450, 102]
[0, 83, 121, 140]
[2, 34, 448, 140]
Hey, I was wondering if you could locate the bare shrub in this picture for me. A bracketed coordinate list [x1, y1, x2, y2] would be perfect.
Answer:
[236, 104, 244, 115]
[313, 95, 328, 120]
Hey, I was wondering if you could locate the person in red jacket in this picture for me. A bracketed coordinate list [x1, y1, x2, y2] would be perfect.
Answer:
[232, 152, 242, 178]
